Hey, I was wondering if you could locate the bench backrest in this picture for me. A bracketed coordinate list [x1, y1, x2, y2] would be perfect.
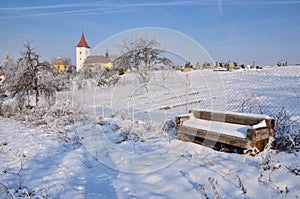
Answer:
[191, 110, 274, 128]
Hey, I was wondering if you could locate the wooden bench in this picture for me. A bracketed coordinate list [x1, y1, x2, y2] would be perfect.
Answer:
[175, 109, 275, 153]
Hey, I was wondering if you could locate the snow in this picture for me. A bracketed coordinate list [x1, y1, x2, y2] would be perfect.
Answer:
[1, 119, 299, 198]
[181, 113, 250, 138]
[192, 109, 272, 120]
[252, 120, 267, 129]
[178, 110, 270, 139]
[1, 66, 300, 198]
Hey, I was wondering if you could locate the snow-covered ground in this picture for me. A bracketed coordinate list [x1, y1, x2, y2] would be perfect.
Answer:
[1, 118, 299, 198]
[1, 66, 299, 198]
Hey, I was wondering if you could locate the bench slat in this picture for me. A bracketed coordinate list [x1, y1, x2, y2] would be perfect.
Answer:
[192, 110, 274, 127]
[177, 126, 252, 149]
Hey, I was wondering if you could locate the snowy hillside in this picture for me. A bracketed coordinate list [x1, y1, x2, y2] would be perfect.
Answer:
[1, 66, 299, 198]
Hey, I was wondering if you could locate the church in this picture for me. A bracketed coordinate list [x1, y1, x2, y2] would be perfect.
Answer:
[75, 33, 113, 72]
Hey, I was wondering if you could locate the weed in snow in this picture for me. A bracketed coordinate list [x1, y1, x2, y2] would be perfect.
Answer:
[234, 175, 247, 194]
[208, 177, 220, 199]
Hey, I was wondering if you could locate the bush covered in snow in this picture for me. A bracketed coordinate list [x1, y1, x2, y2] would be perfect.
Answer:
[239, 94, 300, 152]
[0, 97, 86, 129]
[30, 100, 87, 128]
[272, 108, 300, 152]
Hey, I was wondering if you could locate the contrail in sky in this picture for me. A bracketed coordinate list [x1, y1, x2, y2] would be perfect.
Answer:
[0, 0, 300, 18]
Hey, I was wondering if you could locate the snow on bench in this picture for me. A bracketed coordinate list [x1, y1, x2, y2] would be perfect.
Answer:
[175, 109, 275, 153]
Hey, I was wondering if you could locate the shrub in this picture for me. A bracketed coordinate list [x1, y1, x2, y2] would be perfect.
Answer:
[0, 96, 86, 129]
[272, 108, 300, 152]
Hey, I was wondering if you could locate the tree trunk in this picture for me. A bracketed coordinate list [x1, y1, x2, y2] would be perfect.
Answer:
[35, 87, 39, 106]
[101, 86, 104, 118]
[34, 75, 39, 106]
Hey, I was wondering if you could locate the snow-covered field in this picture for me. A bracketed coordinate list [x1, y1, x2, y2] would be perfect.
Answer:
[1, 66, 299, 198]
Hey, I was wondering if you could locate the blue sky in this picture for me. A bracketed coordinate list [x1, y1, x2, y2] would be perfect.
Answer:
[0, 0, 299, 66]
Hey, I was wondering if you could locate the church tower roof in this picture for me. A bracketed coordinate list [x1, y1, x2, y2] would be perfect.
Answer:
[76, 32, 90, 48]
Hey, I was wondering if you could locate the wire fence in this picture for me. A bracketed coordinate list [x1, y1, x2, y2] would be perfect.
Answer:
[221, 66, 300, 121]
[185, 66, 300, 143]
[59, 66, 300, 128]
[169, 66, 300, 125]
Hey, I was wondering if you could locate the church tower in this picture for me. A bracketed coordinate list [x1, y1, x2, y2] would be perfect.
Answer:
[76, 32, 90, 72]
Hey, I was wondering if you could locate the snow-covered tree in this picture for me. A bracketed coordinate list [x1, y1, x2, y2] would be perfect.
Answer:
[78, 64, 120, 117]
[96, 68, 120, 88]
[98, 68, 120, 118]
[0, 55, 15, 87]
[160, 65, 173, 86]
[0, 54, 14, 70]
[6, 41, 62, 107]
[113, 35, 173, 85]
[0, 55, 15, 113]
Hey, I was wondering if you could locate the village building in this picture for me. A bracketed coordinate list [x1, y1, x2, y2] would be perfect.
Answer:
[54, 56, 68, 73]
[75, 33, 112, 72]
[84, 49, 113, 70]
[0, 73, 6, 86]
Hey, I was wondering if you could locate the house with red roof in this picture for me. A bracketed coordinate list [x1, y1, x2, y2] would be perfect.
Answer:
[54, 56, 68, 73]
[75, 33, 112, 72]
[0, 73, 5, 86]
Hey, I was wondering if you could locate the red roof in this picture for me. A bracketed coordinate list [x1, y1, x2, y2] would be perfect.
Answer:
[85, 55, 111, 64]
[54, 56, 64, 65]
[76, 33, 90, 48]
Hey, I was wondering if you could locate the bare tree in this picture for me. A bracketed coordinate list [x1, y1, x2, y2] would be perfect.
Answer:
[96, 67, 120, 118]
[0, 55, 15, 111]
[0, 54, 15, 70]
[160, 65, 172, 86]
[113, 35, 173, 85]
[50, 56, 73, 92]
[7, 41, 57, 107]
[78, 64, 120, 117]
[0, 55, 15, 89]
[97, 68, 120, 88]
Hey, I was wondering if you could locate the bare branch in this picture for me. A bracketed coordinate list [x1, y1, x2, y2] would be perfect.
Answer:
[113, 35, 173, 72]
